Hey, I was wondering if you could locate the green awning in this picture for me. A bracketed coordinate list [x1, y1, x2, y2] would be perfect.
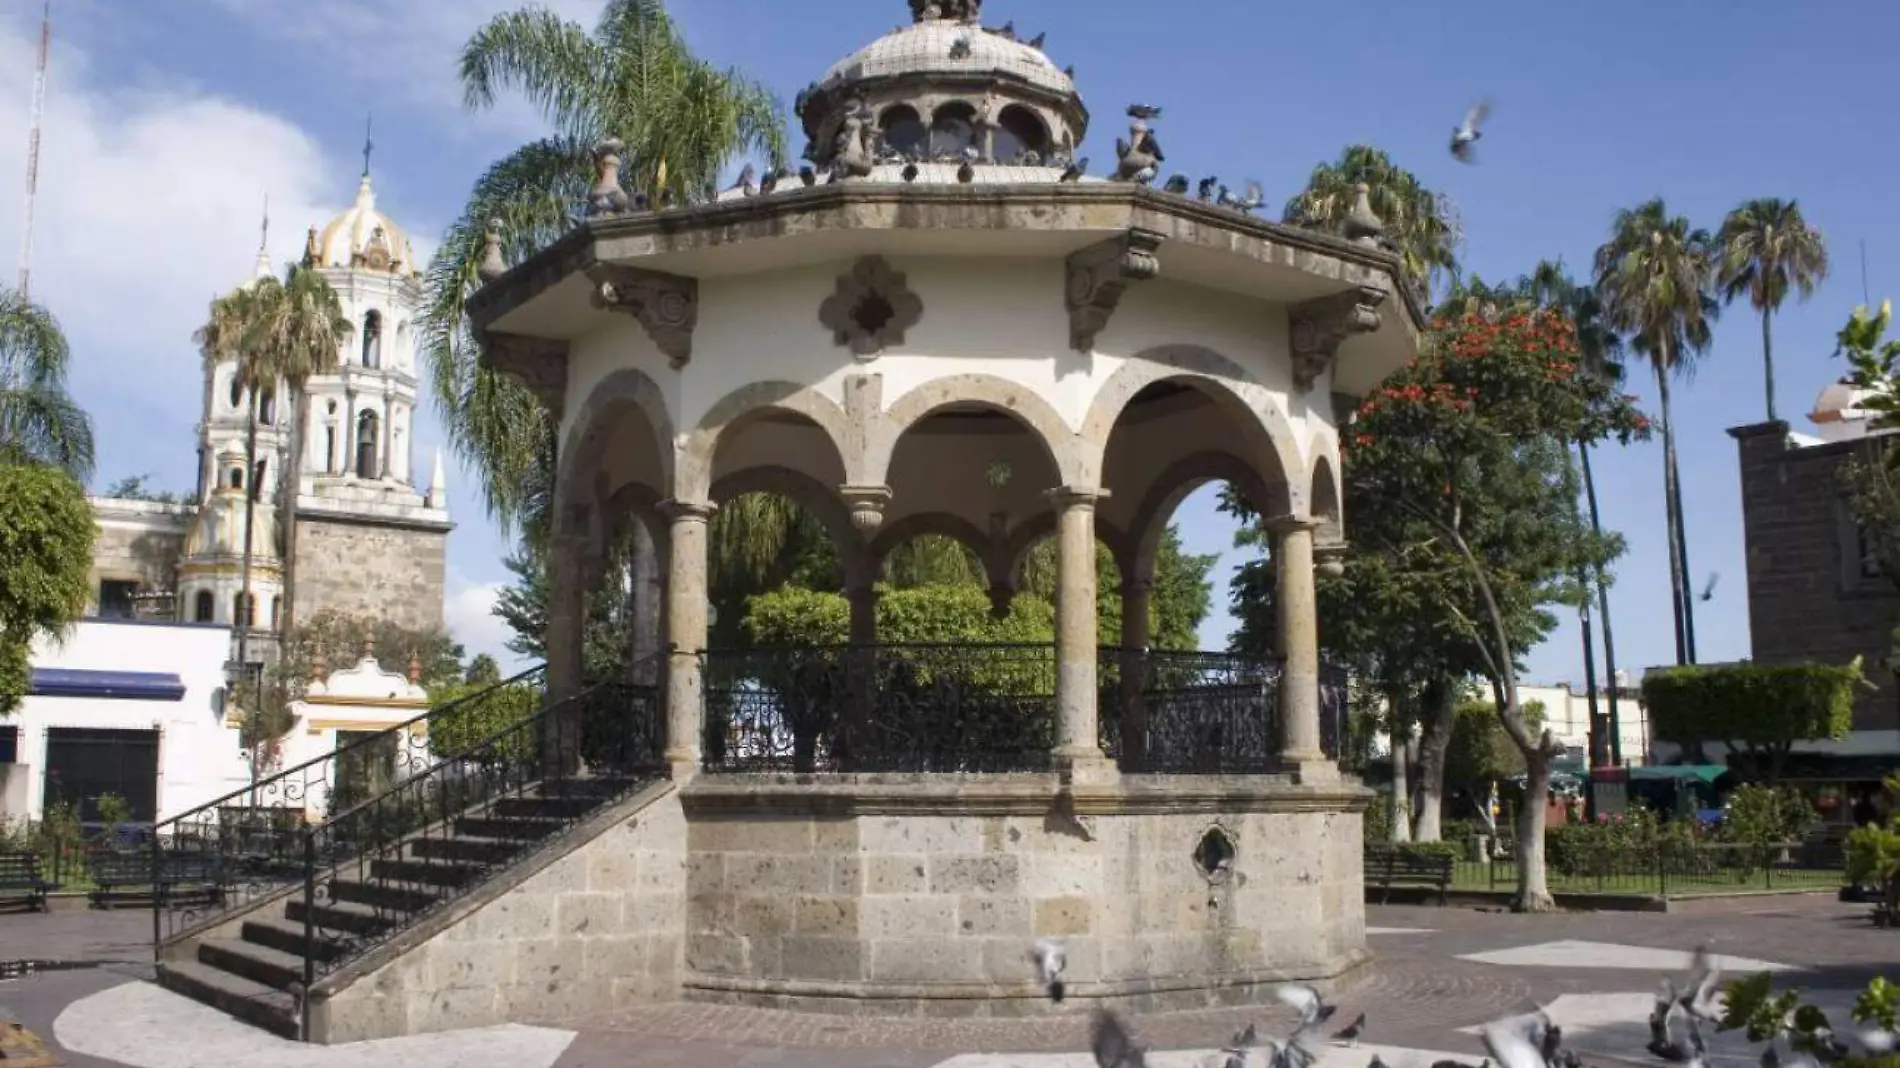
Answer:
[1629, 764, 1730, 785]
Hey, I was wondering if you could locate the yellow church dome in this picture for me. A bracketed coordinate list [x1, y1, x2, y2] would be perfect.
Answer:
[307, 174, 418, 277]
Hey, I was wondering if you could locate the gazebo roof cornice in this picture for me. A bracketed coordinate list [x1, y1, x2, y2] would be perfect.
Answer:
[465, 182, 1427, 345]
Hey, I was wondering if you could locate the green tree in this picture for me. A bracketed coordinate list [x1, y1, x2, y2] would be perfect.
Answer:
[1836, 301, 1900, 680]
[0, 285, 93, 481]
[1594, 199, 1719, 666]
[423, 0, 785, 538]
[464, 653, 503, 685]
[1336, 309, 1645, 909]
[100, 474, 183, 504]
[0, 463, 96, 713]
[1716, 198, 1830, 423]
[248, 266, 351, 635]
[1285, 145, 1461, 300]
[1642, 660, 1860, 781]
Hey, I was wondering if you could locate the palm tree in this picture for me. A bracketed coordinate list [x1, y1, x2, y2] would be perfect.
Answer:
[193, 284, 277, 672]
[1285, 145, 1461, 301]
[247, 266, 352, 636]
[1716, 198, 1830, 423]
[1524, 258, 1629, 766]
[0, 285, 93, 479]
[423, 0, 786, 539]
[1594, 200, 1719, 665]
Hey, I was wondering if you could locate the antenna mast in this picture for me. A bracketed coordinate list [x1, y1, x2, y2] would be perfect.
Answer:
[18, 1, 51, 298]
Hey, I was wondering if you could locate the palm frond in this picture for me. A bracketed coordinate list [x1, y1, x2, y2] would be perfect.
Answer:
[460, 8, 607, 142]
[0, 285, 93, 480]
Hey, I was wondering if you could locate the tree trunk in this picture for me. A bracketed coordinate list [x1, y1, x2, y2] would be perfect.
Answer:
[281, 383, 307, 638]
[1762, 305, 1778, 425]
[239, 397, 259, 783]
[1388, 723, 1413, 844]
[1656, 362, 1691, 666]
[1579, 444, 1624, 764]
[1411, 676, 1456, 842]
[1514, 740, 1556, 912]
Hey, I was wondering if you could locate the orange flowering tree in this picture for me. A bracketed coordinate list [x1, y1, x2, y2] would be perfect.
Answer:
[1342, 309, 1647, 910]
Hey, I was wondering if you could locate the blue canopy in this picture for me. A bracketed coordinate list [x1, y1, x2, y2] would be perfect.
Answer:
[28, 668, 186, 701]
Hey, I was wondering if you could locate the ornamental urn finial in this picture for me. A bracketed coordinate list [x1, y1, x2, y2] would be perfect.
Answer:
[909, 0, 980, 23]
[1344, 182, 1385, 247]
[476, 219, 506, 284]
[587, 138, 631, 216]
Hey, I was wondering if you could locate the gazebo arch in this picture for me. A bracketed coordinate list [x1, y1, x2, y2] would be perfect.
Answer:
[865, 373, 1085, 490]
[679, 381, 854, 503]
[556, 367, 676, 533]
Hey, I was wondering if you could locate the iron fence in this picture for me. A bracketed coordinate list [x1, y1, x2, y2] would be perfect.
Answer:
[1440, 841, 1844, 896]
[1098, 649, 1283, 774]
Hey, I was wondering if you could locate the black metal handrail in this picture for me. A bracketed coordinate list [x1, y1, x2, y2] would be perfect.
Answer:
[703, 643, 1058, 774]
[292, 679, 665, 990]
[152, 665, 548, 945]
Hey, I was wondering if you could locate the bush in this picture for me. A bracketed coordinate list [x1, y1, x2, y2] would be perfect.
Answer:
[1719, 783, 1815, 847]
[1546, 806, 1705, 878]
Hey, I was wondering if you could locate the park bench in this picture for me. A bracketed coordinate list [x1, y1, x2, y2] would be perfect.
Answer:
[87, 851, 225, 909]
[0, 852, 54, 911]
[1364, 844, 1454, 905]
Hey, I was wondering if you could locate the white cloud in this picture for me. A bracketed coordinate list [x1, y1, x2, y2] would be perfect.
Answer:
[444, 571, 528, 671]
[0, 17, 345, 487]
[204, 0, 605, 136]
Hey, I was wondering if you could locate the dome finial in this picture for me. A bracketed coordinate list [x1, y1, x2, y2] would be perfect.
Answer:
[252, 192, 272, 280]
[909, 0, 979, 23]
[361, 113, 374, 178]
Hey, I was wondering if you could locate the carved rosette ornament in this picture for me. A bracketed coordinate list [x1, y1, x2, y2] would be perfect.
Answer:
[838, 484, 893, 533]
[478, 331, 571, 418]
[1065, 228, 1163, 351]
[1288, 285, 1387, 393]
[586, 264, 699, 369]
[819, 256, 923, 359]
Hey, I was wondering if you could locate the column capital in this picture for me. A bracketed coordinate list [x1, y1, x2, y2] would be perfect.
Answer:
[1315, 540, 1349, 577]
[1043, 485, 1111, 510]
[659, 498, 717, 524]
[1265, 513, 1323, 535]
[838, 483, 893, 533]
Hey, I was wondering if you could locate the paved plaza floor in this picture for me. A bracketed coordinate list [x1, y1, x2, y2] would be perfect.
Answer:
[1, 894, 1890, 1068]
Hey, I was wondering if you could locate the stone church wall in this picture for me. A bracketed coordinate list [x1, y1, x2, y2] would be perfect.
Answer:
[292, 516, 449, 632]
[87, 503, 191, 614]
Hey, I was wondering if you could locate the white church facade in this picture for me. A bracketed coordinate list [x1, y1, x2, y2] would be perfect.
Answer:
[1, 166, 453, 827]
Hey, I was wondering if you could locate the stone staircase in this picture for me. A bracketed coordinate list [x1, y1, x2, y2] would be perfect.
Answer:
[156, 774, 649, 1039]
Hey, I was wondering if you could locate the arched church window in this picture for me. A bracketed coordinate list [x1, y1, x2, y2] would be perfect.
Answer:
[228, 375, 242, 410]
[878, 104, 926, 158]
[362, 311, 383, 369]
[990, 105, 1050, 164]
[270, 597, 281, 630]
[253, 460, 267, 500]
[325, 423, 337, 474]
[259, 389, 276, 426]
[228, 466, 244, 490]
[193, 591, 214, 623]
[234, 593, 255, 629]
[355, 410, 379, 479]
[929, 101, 978, 160]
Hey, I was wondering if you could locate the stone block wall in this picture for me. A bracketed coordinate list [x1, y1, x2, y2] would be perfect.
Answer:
[292, 516, 448, 633]
[87, 507, 189, 613]
[1732, 423, 1898, 730]
[310, 784, 686, 1043]
[680, 776, 1368, 1015]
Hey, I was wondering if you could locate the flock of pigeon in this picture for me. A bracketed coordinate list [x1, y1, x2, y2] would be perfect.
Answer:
[1027, 940, 1898, 1068]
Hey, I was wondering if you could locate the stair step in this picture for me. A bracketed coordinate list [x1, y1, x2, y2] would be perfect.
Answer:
[240, 915, 351, 962]
[409, 835, 524, 865]
[325, 876, 443, 914]
[542, 775, 649, 799]
[283, 896, 400, 937]
[157, 960, 299, 1039]
[199, 937, 307, 990]
[494, 795, 600, 819]
[368, 857, 484, 888]
[453, 815, 565, 841]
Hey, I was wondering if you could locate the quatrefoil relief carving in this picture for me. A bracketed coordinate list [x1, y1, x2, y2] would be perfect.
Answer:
[819, 256, 923, 360]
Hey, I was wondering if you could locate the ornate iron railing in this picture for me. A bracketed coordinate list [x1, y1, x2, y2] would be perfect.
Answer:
[296, 679, 665, 983]
[1099, 650, 1284, 774]
[703, 643, 1058, 774]
[152, 666, 549, 943]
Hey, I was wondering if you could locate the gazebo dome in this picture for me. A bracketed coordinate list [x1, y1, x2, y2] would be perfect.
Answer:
[796, 0, 1088, 176]
[306, 174, 419, 277]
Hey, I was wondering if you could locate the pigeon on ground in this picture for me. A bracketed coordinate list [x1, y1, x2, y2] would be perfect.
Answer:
[1275, 984, 1338, 1029]
[1027, 31, 1047, 48]
[1091, 1009, 1148, 1068]
[1369, 1057, 1391, 1068]
[1450, 100, 1490, 162]
[1198, 176, 1218, 200]
[798, 165, 816, 187]
[1334, 1013, 1367, 1046]
[1233, 1024, 1260, 1047]
[949, 35, 972, 59]
[1030, 939, 1066, 1003]
[901, 161, 920, 183]
[1163, 174, 1190, 195]
[1648, 1004, 1708, 1065]
[1059, 158, 1088, 182]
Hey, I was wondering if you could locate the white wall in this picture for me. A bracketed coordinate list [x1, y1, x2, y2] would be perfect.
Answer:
[5, 618, 249, 823]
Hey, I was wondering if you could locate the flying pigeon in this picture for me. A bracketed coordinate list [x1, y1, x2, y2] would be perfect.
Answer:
[1128, 104, 1164, 120]
[1091, 1009, 1148, 1068]
[1450, 100, 1490, 162]
[1481, 1014, 1549, 1068]
[1334, 1013, 1367, 1047]
[1219, 180, 1265, 213]
[1699, 572, 1720, 602]
[1275, 984, 1337, 1029]
[1030, 939, 1067, 1003]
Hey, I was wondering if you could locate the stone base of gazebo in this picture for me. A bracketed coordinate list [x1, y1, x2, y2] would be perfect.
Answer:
[677, 773, 1370, 1016]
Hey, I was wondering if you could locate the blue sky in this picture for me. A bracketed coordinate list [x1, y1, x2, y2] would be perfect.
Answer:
[4, 0, 1897, 683]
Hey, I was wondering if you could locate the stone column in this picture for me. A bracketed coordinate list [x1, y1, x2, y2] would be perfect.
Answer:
[1117, 577, 1151, 770]
[1048, 486, 1111, 778]
[1270, 514, 1331, 780]
[543, 532, 589, 777]
[627, 516, 663, 687]
[662, 500, 716, 780]
[379, 394, 393, 479]
[342, 390, 356, 477]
